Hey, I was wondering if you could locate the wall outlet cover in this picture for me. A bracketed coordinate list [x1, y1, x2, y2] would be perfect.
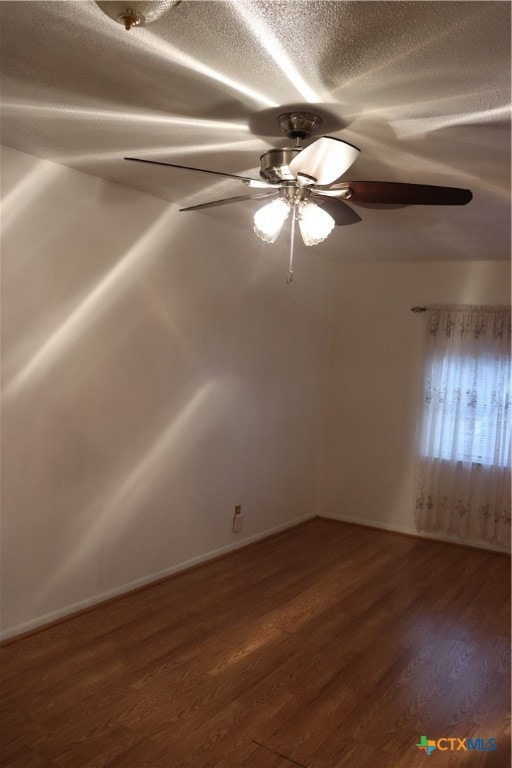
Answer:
[232, 514, 244, 533]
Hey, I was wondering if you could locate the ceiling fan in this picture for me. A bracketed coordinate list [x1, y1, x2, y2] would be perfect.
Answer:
[125, 111, 472, 282]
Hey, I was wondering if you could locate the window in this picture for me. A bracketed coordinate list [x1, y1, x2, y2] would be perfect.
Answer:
[421, 354, 511, 467]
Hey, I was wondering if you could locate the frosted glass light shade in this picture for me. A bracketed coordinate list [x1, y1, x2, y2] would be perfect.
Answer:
[253, 199, 290, 243]
[298, 202, 335, 246]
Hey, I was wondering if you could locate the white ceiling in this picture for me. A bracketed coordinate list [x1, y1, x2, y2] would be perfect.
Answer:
[0, 0, 510, 263]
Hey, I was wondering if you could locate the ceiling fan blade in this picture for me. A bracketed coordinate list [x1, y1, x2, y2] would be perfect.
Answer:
[124, 157, 274, 188]
[179, 192, 278, 212]
[325, 181, 473, 205]
[312, 195, 362, 226]
[288, 137, 360, 186]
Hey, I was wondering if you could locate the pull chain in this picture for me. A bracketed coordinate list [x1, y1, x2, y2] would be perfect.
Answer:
[288, 136, 302, 282]
[287, 204, 296, 284]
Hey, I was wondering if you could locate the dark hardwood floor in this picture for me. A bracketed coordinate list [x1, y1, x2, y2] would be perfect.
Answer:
[1, 518, 510, 767]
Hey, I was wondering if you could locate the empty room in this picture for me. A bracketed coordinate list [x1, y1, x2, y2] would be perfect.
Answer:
[0, 1, 510, 767]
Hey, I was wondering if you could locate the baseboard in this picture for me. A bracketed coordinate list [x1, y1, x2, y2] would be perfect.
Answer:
[318, 512, 510, 554]
[0, 512, 315, 643]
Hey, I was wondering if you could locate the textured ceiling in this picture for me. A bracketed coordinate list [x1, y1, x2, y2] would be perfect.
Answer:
[0, 0, 510, 262]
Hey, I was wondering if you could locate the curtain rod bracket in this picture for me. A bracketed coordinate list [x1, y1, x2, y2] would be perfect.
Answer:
[411, 306, 427, 313]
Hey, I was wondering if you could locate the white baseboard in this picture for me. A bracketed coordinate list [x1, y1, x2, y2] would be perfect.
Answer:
[0, 512, 315, 642]
[318, 512, 510, 553]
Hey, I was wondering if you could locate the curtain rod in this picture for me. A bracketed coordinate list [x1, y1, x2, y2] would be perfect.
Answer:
[411, 305, 511, 313]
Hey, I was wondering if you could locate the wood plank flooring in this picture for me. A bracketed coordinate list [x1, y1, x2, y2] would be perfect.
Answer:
[1, 519, 510, 767]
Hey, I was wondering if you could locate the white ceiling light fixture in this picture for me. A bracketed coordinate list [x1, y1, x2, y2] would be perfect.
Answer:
[253, 194, 335, 283]
[253, 198, 335, 248]
[94, 1, 181, 30]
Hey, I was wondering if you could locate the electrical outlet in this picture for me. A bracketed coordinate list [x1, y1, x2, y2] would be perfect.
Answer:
[232, 505, 243, 532]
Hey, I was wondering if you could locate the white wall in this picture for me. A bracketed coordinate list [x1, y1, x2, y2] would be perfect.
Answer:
[0, 146, 331, 639]
[319, 260, 511, 550]
[2, 147, 509, 640]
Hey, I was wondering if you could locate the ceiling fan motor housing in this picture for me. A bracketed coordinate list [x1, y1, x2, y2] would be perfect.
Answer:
[259, 148, 301, 183]
[260, 112, 324, 183]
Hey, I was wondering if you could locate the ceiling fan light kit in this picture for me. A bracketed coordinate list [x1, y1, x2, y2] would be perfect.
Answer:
[253, 197, 334, 247]
[94, 0, 180, 30]
[124, 111, 473, 283]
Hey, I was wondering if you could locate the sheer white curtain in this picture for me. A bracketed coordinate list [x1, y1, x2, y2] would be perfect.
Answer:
[415, 305, 511, 548]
